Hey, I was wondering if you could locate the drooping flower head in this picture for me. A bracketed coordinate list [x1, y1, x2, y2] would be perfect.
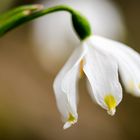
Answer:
[54, 35, 123, 129]
[51, 5, 140, 129]
[1, 3, 138, 130]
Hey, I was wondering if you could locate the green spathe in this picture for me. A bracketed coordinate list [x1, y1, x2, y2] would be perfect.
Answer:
[72, 11, 92, 40]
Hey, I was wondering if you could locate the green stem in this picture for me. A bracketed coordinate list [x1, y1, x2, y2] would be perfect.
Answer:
[0, 10, 33, 35]
[0, 5, 43, 21]
[0, 5, 92, 40]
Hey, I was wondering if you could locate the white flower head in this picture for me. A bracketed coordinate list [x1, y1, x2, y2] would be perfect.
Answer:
[53, 35, 140, 129]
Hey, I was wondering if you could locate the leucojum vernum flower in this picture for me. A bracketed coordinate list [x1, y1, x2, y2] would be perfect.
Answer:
[2, 4, 139, 130]
[49, 6, 140, 129]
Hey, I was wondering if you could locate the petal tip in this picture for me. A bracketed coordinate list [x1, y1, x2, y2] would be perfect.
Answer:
[104, 94, 116, 109]
[63, 122, 72, 130]
[104, 94, 117, 116]
[107, 108, 116, 116]
[63, 113, 77, 130]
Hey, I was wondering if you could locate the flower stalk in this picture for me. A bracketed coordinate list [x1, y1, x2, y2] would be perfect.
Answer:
[0, 5, 92, 40]
[0, 5, 43, 21]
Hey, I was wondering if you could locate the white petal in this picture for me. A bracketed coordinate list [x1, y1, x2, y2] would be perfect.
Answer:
[63, 115, 77, 130]
[86, 79, 96, 103]
[88, 35, 140, 96]
[53, 46, 86, 127]
[83, 45, 122, 115]
[63, 122, 72, 130]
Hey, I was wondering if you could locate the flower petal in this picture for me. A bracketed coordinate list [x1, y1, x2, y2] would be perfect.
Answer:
[88, 35, 140, 96]
[83, 45, 122, 115]
[53, 46, 86, 128]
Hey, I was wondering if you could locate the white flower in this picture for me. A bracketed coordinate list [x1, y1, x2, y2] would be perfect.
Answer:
[53, 35, 140, 129]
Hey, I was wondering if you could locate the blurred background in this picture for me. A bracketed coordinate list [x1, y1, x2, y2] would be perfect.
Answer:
[0, 0, 140, 139]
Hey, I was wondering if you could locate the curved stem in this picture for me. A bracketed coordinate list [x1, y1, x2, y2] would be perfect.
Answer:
[0, 5, 43, 21]
[24, 5, 76, 18]
[0, 5, 92, 40]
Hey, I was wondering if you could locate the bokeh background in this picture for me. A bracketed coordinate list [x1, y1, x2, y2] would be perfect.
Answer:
[0, 0, 140, 140]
